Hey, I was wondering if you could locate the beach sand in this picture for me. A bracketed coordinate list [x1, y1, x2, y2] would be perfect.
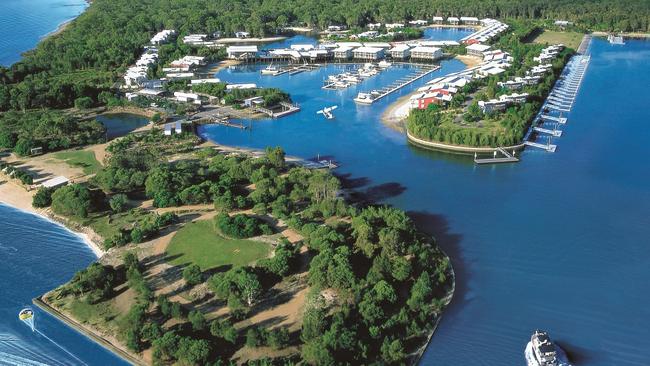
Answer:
[0, 178, 105, 258]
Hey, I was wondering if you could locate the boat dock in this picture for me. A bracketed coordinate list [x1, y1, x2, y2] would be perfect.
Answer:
[474, 147, 520, 164]
[524, 139, 557, 152]
[533, 127, 562, 137]
[354, 65, 441, 104]
[263, 64, 319, 76]
[253, 101, 301, 118]
[524, 51, 591, 152]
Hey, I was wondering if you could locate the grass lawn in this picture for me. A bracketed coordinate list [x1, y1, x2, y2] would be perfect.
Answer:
[52, 150, 102, 175]
[531, 30, 584, 50]
[166, 220, 271, 270]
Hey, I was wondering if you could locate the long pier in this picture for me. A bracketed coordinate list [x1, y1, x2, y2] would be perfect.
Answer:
[354, 65, 441, 104]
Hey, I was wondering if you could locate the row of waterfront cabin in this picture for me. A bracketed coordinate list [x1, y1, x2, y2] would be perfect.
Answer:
[478, 93, 529, 113]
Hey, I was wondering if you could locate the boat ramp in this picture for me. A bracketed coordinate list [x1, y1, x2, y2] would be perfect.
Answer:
[354, 65, 441, 104]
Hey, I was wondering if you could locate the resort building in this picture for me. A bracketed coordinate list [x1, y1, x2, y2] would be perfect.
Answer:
[166, 72, 194, 79]
[466, 43, 491, 57]
[461, 19, 509, 44]
[368, 23, 382, 30]
[386, 23, 405, 30]
[554, 20, 573, 28]
[41, 176, 69, 189]
[432, 16, 444, 24]
[226, 83, 257, 90]
[353, 46, 385, 60]
[235, 31, 250, 39]
[478, 93, 528, 113]
[183, 34, 208, 45]
[500, 92, 529, 104]
[363, 42, 391, 49]
[191, 78, 222, 85]
[409, 46, 443, 61]
[482, 50, 513, 62]
[150, 29, 176, 45]
[409, 20, 428, 26]
[528, 64, 553, 76]
[327, 25, 346, 32]
[447, 17, 460, 25]
[333, 46, 354, 60]
[174, 92, 202, 104]
[460, 17, 480, 25]
[354, 31, 379, 39]
[290, 44, 315, 51]
[498, 79, 525, 90]
[389, 44, 411, 59]
[170, 56, 206, 69]
[307, 49, 332, 62]
[478, 99, 508, 113]
[227, 45, 258, 59]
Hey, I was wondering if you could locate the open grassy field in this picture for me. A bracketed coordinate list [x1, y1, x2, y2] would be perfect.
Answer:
[52, 150, 102, 175]
[166, 220, 271, 270]
[532, 30, 584, 50]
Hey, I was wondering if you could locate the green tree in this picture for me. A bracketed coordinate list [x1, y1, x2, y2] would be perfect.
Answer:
[182, 264, 203, 286]
[109, 193, 129, 213]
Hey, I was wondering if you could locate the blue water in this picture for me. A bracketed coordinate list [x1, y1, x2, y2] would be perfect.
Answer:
[0, 0, 87, 66]
[423, 27, 474, 41]
[0, 204, 129, 365]
[96, 113, 150, 139]
[199, 37, 650, 365]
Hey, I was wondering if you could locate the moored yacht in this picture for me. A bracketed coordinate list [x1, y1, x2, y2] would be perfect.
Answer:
[260, 63, 280, 75]
[354, 90, 381, 104]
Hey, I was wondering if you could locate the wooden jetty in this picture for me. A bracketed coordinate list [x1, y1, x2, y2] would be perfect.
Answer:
[354, 65, 441, 104]
[474, 147, 520, 164]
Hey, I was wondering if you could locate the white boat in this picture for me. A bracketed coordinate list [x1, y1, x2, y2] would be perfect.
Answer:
[261, 63, 280, 75]
[525, 330, 572, 366]
[378, 60, 392, 68]
[316, 105, 338, 119]
[354, 90, 381, 104]
[607, 34, 625, 45]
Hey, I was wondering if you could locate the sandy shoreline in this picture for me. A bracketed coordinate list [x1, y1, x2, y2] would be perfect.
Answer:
[0, 179, 105, 258]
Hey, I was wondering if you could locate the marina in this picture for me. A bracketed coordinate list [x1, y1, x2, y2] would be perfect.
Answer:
[322, 62, 387, 90]
[524, 47, 591, 152]
[354, 65, 441, 104]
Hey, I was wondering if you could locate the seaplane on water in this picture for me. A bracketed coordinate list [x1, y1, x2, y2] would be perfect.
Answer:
[316, 105, 338, 120]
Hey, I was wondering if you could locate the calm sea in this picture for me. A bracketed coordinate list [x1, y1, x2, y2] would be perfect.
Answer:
[0, 0, 87, 66]
[199, 36, 650, 365]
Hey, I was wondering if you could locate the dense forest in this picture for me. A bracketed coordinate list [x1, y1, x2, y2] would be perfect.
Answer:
[37, 132, 453, 365]
[0, 0, 648, 111]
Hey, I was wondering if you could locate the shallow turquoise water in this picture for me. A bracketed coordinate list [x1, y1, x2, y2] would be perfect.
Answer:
[0, 0, 87, 66]
[200, 37, 650, 365]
